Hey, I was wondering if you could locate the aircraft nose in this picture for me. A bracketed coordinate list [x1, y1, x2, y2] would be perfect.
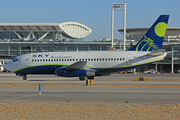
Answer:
[4, 62, 12, 71]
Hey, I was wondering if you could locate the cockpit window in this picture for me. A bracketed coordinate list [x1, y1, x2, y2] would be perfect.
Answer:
[12, 58, 18, 62]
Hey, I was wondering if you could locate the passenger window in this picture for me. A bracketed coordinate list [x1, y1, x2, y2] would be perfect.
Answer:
[111, 58, 113, 61]
[102, 58, 104, 61]
[114, 58, 116, 61]
[117, 58, 119, 61]
[97, 58, 99, 61]
[51, 59, 53, 61]
[64, 59, 66, 61]
[59, 59, 61, 61]
[108, 58, 110, 61]
[76, 59, 78, 61]
[105, 58, 107, 61]
[123, 58, 125, 60]
[73, 59, 75, 61]
[67, 59, 69, 61]
[32, 59, 34, 62]
[94, 58, 96, 61]
[38, 59, 39, 62]
[120, 58, 122, 61]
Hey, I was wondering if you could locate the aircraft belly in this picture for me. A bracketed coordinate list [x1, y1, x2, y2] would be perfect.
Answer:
[15, 65, 62, 74]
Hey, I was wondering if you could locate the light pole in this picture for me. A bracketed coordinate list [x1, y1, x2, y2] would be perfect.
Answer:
[171, 43, 174, 73]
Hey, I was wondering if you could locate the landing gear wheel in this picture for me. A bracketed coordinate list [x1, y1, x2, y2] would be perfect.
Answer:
[79, 76, 86, 81]
[22, 76, 27, 80]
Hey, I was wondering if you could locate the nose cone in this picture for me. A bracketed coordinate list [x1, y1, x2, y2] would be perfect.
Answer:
[4, 61, 14, 72]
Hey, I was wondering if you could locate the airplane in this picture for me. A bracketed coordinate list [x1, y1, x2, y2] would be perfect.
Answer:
[4, 15, 169, 80]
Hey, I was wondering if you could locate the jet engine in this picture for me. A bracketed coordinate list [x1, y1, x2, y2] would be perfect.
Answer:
[55, 68, 95, 77]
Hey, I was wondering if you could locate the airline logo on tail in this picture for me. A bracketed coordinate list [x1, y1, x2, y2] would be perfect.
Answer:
[128, 15, 169, 51]
[136, 35, 158, 51]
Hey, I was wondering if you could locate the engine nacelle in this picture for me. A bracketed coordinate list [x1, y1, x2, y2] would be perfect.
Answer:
[55, 68, 95, 77]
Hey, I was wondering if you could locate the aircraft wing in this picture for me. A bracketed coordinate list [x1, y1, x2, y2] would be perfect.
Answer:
[66, 61, 90, 70]
[146, 49, 166, 56]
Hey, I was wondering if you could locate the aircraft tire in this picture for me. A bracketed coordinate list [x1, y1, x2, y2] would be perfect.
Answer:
[79, 76, 86, 81]
[22, 76, 27, 80]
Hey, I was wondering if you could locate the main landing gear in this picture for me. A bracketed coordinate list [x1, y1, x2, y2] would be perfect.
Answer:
[87, 76, 94, 80]
[79, 76, 94, 81]
[79, 76, 86, 81]
[22, 75, 27, 80]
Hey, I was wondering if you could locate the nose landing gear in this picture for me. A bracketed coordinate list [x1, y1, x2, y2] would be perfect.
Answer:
[22, 75, 27, 80]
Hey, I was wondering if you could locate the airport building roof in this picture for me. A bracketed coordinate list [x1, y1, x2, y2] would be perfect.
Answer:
[0, 22, 92, 39]
[118, 27, 180, 42]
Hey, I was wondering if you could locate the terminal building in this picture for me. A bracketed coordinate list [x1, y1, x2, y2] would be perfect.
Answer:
[0, 21, 180, 73]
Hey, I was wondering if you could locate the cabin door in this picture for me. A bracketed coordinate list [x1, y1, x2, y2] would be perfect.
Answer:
[25, 55, 30, 66]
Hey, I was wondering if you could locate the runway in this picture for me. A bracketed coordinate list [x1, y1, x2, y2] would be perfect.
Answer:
[0, 72, 180, 103]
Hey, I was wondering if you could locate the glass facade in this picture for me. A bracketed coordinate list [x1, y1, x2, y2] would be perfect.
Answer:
[0, 32, 18, 40]
[10, 44, 19, 55]
[90, 45, 100, 51]
[78, 44, 88, 51]
[0, 42, 112, 56]
[0, 32, 56, 40]
[0, 44, 8, 55]
[0, 31, 85, 41]
[55, 44, 65, 51]
[43, 44, 54, 52]
[32, 45, 42, 53]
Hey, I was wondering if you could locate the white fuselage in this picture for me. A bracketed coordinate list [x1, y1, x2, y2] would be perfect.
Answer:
[4, 50, 167, 74]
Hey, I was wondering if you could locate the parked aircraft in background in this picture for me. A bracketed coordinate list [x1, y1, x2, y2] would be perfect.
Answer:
[4, 15, 169, 80]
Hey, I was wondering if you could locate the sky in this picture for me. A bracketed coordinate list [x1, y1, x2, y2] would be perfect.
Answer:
[0, 0, 180, 41]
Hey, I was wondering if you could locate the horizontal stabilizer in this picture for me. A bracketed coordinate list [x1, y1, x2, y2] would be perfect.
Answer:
[146, 49, 166, 56]
[166, 51, 177, 54]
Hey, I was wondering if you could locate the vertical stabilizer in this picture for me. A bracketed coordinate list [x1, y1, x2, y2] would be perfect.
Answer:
[127, 15, 169, 51]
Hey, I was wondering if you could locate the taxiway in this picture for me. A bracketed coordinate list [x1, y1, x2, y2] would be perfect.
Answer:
[0, 72, 180, 103]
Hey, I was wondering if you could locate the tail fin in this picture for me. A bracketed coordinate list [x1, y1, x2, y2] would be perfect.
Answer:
[127, 15, 169, 51]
